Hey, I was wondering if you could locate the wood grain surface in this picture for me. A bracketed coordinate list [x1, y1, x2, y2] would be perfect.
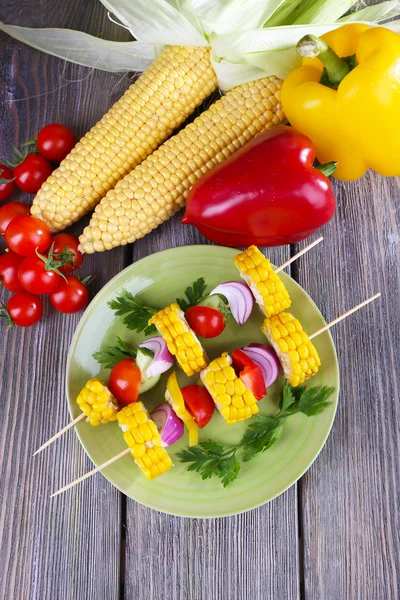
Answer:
[1, 1, 399, 599]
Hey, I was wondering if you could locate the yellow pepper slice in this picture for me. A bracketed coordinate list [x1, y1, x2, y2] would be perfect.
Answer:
[165, 372, 198, 447]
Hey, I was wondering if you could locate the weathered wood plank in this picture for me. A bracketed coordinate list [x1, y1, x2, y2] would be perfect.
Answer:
[0, 2, 131, 598]
[296, 174, 400, 599]
[125, 220, 300, 600]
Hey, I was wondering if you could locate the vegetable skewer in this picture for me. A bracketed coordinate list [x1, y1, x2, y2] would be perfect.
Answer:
[34, 237, 323, 456]
[50, 292, 380, 498]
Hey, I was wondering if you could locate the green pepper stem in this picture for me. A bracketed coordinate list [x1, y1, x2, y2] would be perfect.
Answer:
[315, 161, 337, 177]
[296, 34, 351, 87]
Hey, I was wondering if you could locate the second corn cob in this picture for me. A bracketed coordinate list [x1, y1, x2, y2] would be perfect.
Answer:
[31, 46, 217, 231]
[79, 76, 285, 253]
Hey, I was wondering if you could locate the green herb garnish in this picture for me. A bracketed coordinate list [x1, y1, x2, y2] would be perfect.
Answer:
[178, 381, 334, 487]
[178, 440, 240, 488]
[176, 277, 207, 311]
[93, 337, 137, 369]
[108, 289, 157, 335]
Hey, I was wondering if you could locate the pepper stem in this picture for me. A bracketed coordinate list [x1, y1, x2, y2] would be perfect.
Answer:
[296, 34, 351, 87]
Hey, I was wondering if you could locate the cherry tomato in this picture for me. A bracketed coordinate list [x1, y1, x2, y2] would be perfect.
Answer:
[185, 305, 225, 338]
[37, 124, 75, 162]
[108, 358, 141, 405]
[5, 292, 43, 327]
[0, 165, 15, 202]
[0, 251, 24, 292]
[49, 275, 89, 313]
[0, 202, 30, 235]
[5, 215, 51, 256]
[18, 255, 61, 295]
[232, 349, 266, 400]
[14, 154, 52, 194]
[181, 385, 215, 428]
[52, 233, 84, 273]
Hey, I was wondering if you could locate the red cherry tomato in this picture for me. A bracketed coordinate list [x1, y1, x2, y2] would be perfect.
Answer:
[5, 292, 43, 327]
[49, 275, 89, 313]
[0, 165, 15, 202]
[0, 202, 30, 235]
[18, 254, 61, 295]
[181, 385, 215, 428]
[5, 215, 51, 256]
[185, 306, 225, 338]
[14, 154, 52, 194]
[232, 349, 266, 400]
[0, 251, 25, 292]
[108, 358, 141, 405]
[52, 233, 84, 273]
[37, 124, 75, 162]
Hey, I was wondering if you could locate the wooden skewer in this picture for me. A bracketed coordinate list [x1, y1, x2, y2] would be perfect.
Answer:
[51, 290, 381, 499]
[275, 236, 323, 273]
[33, 413, 85, 457]
[309, 293, 381, 340]
[36, 237, 324, 458]
[50, 447, 131, 498]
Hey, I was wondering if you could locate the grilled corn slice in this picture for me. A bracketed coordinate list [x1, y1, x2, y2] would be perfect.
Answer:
[200, 353, 259, 425]
[235, 246, 291, 318]
[76, 378, 119, 426]
[79, 76, 285, 253]
[148, 302, 208, 377]
[31, 46, 217, 231]
[165, 372, 198, 446]
[118, 402, 172, 480]
[262, 312, 321, 387]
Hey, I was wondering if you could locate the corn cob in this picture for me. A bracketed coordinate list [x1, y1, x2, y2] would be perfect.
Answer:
[117, 401, 172, 480]
[200, 353, 259, 425]
[261, 312, 321, 387]
[76, 378, 119, 426]
[79, 76, 285, 253]
[30, 47, 217, 232]
[148, 302, 208, 377]
[235, 246, 291, 318]
[165, 372, 198, 446]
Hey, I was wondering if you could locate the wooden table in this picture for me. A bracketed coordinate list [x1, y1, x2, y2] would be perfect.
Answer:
[1, 3, 399, 599]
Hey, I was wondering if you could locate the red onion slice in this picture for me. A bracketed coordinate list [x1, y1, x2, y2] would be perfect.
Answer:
[209, 281, 254, 325]
[241, 344, 280, 388]
[138, 336, 174, 377]
[150, 403, 184, 446]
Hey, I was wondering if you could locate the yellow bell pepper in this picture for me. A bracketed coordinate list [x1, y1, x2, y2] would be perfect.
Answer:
[281, 25, 400, 181]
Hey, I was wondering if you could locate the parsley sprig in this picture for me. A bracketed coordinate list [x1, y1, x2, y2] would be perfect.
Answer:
[108, 290, 157, 336]
[93, 337, 137, 369]
[109, 278, 208, 334]
[178, 381, 334, 487]
[176, 278, 207, 311]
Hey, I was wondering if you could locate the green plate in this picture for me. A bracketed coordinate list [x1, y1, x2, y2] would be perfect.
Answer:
[67, 245, 339, 518]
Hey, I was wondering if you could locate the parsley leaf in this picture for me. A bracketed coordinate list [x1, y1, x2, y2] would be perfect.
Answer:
[241, 415, 282, 462]
[279, 380, 298, 412]
[108, 289, 157, 335]
[292, 385, 334, 416]
[177, 440, 240, 487]
[176, 277, 207, 311]
[93, 337, 136, 369]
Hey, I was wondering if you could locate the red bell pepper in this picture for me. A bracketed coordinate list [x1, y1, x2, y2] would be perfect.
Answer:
[232, 349, 266, 401]
[182, 126, 336, 247]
